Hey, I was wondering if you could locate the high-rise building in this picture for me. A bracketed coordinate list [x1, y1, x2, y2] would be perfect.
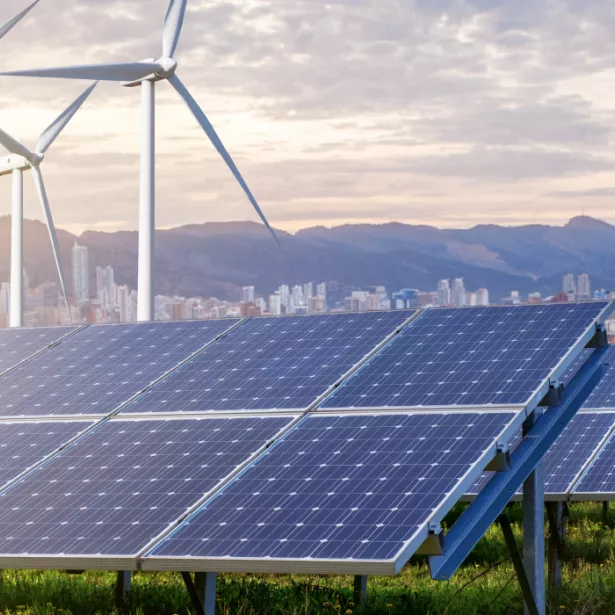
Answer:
[303, 282, 314, 300]
[96, 266, 116, 307]
[242, 286, 255, 304]
[71, 242, 89, 305]
[437, 279, 451, 306]
[577, 274, 591, 300]
[476, 288, 489, 306]
[563, 274, 576, 300]
[117, 284, 131, 322]
[316, 282, 328, 310]
[291, 285, 305, 310]
[269, 293, 282, 316]
[0, 282, 9, 314]
[452, 278, 466, 307]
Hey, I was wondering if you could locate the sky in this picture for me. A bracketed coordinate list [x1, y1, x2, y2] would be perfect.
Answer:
[0, 0, 614, 235]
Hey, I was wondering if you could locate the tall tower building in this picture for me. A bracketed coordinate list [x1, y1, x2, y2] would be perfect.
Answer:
[96, 266, 116, 306]
[437, 279, 451, 306]
[562, 274, 576, 300]
[71, 242, 89, 305]
[242, 286, 255, 304]
[577, 274, 591, 300]
[452, 278, 466, 307]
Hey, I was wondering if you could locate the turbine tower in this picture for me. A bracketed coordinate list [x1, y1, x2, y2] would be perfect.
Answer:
[0, 0, 280, 322]
[0, 83, 97, 327]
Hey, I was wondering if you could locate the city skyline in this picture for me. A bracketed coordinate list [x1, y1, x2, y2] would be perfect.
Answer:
[0, 0, 615, 236]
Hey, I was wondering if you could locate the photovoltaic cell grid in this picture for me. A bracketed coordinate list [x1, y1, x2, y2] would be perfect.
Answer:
[0, 319, 238, 418]
[124, 311, 414, 414]
[0, 416, 293, 556]
[0, 421, 95, 488]
[580, 345, 615, 409]
[467, 412, 615, 497]
[0, 326, 77, 376]
[148, 412, 515, 564]
[320, 303, 608, 410]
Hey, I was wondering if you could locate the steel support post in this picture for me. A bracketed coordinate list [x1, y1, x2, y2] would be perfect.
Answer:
[115, 571, 131, 610]
[499, 515, 540, 615]
[522, 410, 545, 615]
[603, 501, 610, 525]
[546, 502, 565, 597]
[182, 571, 217, 615]
[353, 575, 368, 606]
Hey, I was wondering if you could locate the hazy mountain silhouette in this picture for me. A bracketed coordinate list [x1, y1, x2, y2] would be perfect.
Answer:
[1, 215, 614, 301]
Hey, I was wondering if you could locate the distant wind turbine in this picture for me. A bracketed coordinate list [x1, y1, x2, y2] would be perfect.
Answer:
[0, 83, 97, 327]
[0, 0, 280, 322]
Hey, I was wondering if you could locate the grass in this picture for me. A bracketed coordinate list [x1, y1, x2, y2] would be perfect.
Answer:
[1, 503, 615, 614]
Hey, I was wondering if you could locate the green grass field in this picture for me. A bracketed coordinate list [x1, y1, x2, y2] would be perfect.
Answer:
[1, 503, 614, 615]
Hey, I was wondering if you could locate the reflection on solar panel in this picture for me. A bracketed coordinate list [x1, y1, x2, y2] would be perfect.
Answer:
[147, 412, 515, 568]
[580, 346, 615, 409]
[321, 303, 607, 410]
[0, 327, 77, 376]
[0, 416, 293, 558]
[0, 421, 94, 488]
[468, 412, 615, 497]
[0, 320, 238, 418]
[124, 311, 414, 414]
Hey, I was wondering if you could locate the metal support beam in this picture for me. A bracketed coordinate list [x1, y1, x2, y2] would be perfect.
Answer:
[353, 575, 368, 606]
[546, 502, 565, 597]
[115, 571, 131, 611]
[182, 571, 217, 615]
[429, 345, 606, 581]
[522, 411, 545, 615]
[603, 501, 610, 525]
[498, 515, 540, 615]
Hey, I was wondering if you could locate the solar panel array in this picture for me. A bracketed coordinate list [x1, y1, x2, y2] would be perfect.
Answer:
[0, 326, 77, 376]
[321, 303, 604, 410]
[0, 320, 238, 418]
[0, 302, 608, 575]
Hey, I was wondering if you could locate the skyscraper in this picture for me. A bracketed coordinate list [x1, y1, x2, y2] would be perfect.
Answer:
[71, 242, 89, 305]
[563, 274, 576, 300]
[452, 278, 466, 307]
[577, 274, 591, 300]
[242, 286, 255, 304]
[96, 266, 116, 306]
[437, 279, 451, 306]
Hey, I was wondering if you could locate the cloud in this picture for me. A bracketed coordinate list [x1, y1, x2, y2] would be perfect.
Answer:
[0, 0, 614, 235]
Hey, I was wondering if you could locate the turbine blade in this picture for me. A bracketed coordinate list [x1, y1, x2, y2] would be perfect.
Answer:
[169, 73, 280, 246]
[36, 82, 98, 154]
[0, 0, 41, 42]
[163, 0, 187, 58]
[0, 127, 35, 160]
[31, 167, 72, 324]
[0, 62, 162, 82]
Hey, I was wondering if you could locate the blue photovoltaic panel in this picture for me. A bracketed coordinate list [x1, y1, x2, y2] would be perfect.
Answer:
[579, 345, 615, 409]
[148, 412, 514, 563]
[320, 303, 607, 410]
[0, 421, 94, 488]
[0, 416, 292, 556]
[124, 311, 414, 414]
[0, 326, 77, 375]
[468, 412, 615, 496]
[0, 320, 238, 418]
[571, 416, 615, 495]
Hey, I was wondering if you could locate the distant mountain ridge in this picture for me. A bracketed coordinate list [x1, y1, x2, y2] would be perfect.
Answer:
[1, 215, 614, 302]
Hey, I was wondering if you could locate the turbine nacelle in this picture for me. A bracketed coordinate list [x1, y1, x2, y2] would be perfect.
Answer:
[0, 152, 44, 176]
[122, 57, 178, 87]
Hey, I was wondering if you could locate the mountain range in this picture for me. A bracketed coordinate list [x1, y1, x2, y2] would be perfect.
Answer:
[1, 215, 614, 302]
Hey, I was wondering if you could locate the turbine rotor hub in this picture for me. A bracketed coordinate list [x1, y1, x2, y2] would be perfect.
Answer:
[155, 56, 177, 79]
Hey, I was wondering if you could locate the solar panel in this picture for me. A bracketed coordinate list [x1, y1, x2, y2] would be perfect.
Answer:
[144, 411, 516, 572]
[0, 326, 77, 376]
[123, 311, 414, 415]
[0, 320, 238, 418]
[0, 420, 95, 488]
[579, 345, 615, 409]
[0, 416, 293, 562]
[468, 412, 615, 498]
[320, 303, 607, 410]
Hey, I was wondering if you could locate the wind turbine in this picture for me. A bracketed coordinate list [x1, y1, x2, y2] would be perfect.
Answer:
[0, 82, 97, 327]
[0, 0, 280, 322]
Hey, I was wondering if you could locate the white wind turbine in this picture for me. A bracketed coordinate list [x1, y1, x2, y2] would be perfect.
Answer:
[0, 82, 97, 327]
[0, 0, 280, 322]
